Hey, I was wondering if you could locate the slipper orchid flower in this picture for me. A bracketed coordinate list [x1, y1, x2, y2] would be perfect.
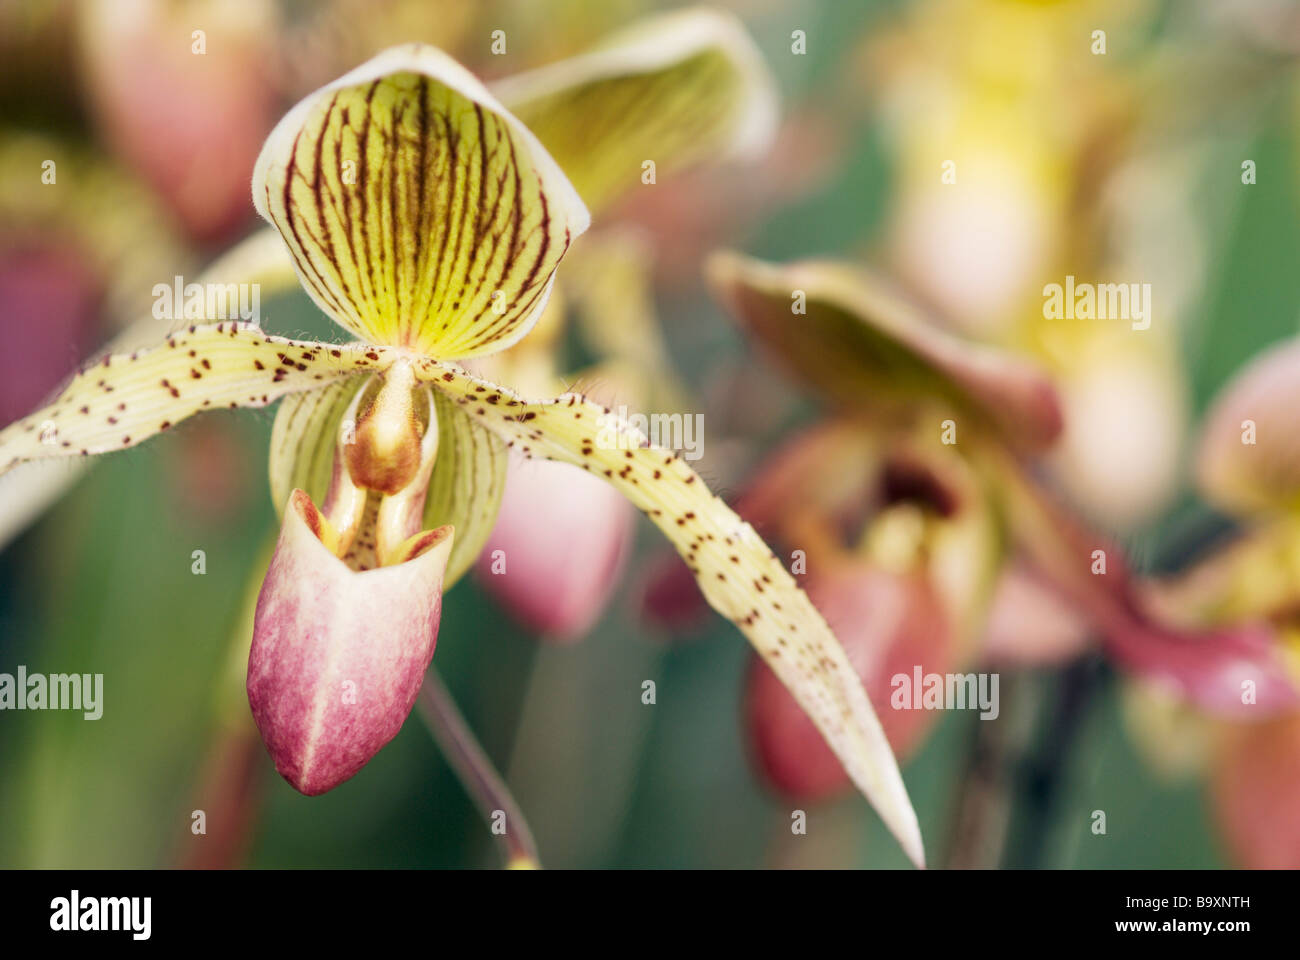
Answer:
[1130, 337, 1300, 867]
[0, 44, 924, 865]
[697, 251, 1297, 796]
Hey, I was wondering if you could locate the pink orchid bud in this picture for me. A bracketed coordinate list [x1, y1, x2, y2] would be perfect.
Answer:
[745, 564, 952, 802]
[248, 490, 453, 795]
[477, 458, 634, 643]
[77, 0, 278, 245]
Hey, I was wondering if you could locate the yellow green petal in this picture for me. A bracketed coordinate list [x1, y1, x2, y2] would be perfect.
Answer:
[708, 251, 1064, 453]
[0, 323, 390, 476]
[270, 377, 367, 519]
[414, 358, 925, 868]
[495, 6, 778, 214]
[421, 389, 508, 587]
[252, 44, 590, 359]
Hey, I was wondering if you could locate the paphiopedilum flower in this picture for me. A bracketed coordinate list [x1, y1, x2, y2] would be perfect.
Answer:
[699, 250, 1297, 795]
[1126, 337, 1300, 866]
[0, 41, 924, 865]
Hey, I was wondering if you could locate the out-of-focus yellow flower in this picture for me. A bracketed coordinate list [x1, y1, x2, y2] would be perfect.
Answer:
[864, 0, 1184, 529]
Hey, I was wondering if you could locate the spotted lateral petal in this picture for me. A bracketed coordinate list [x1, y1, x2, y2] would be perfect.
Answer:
[708, 251, 1064, 453]
[0, 227, 304, 549]
[414, 358, 924, 868]
[494, 6, 777, 214]
[0, 323, 392, 475]
[253, 44, 590, 359]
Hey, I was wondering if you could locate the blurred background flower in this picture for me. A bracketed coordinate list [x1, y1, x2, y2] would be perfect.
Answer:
[2, 0, 1299, 869]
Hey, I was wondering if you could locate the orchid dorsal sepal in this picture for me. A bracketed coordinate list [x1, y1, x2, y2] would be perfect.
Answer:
[706, 250, 1064, 454]
[252, 44, 590, 360]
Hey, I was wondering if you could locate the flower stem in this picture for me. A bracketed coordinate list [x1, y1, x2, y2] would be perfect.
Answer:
[1001, 656, 1107, 868]
[417, 669, 541, 869]
[942, 674, 1022, 869]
